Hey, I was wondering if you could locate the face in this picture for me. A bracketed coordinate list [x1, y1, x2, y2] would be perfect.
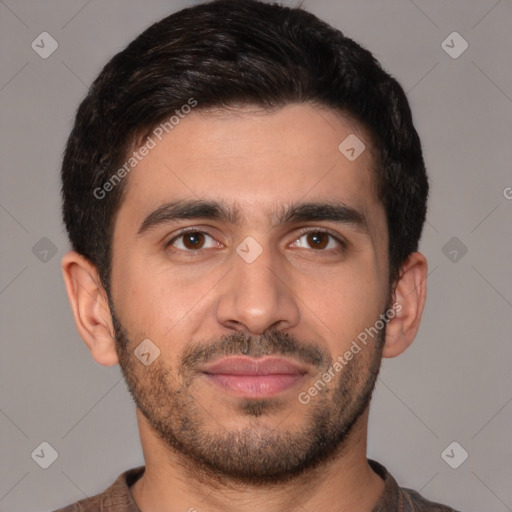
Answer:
[109, 104, 391, 483]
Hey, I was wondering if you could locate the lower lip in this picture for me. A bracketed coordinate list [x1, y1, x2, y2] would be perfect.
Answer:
[203, 373, 305, 397]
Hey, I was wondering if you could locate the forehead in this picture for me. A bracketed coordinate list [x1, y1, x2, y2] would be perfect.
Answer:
[117, 104, 384, 234]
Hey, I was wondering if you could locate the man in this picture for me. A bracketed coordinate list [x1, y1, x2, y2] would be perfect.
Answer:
[57, 0, 461, 510]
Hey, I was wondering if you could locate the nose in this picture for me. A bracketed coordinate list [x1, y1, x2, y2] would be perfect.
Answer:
[215, 243, 301, 335]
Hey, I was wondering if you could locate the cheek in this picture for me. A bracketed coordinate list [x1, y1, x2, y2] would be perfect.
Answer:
[113, 255, 225, 344]
[294, 260, 384, 348]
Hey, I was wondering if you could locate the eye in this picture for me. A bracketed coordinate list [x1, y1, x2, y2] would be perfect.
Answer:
[290, 230, 345, 251]
[166, 231, 221, 251]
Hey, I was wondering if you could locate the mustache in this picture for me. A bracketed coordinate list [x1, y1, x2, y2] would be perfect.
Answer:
[180, 330, 330, 372]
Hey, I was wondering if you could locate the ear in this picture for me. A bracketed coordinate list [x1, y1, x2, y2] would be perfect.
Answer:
[61, 251, 119, 366]
[382, 252, 428, 358]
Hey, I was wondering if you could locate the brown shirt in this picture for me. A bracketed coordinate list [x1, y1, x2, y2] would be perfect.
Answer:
[53, 459, 462, 512]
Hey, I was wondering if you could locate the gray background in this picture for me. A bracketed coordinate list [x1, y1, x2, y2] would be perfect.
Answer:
[1, 0, 511, 511]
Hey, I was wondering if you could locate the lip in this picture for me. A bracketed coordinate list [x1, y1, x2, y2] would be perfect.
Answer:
[200, 356, 308, 398]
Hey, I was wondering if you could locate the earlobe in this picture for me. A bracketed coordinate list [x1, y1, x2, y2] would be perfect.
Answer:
[382, 252, 428, 359]
[61, 251, 119, 366]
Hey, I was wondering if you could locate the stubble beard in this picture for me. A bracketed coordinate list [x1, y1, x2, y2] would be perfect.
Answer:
[110, 304, 385, 486]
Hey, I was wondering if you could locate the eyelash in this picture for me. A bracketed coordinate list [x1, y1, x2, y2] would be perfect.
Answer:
[164, 227, 347, 255]
[291, 227, 348, 253]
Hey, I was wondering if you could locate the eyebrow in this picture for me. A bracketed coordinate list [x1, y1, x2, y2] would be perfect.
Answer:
[137, 199, 369, 236]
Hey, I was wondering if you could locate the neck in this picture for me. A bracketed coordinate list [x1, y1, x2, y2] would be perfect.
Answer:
[130, 407, 385, 512]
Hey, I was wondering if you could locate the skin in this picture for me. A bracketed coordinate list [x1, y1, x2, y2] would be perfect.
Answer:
[62, 104, 427, 512]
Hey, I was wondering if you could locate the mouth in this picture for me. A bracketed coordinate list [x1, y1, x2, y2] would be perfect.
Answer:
[199, 356, 309, 398]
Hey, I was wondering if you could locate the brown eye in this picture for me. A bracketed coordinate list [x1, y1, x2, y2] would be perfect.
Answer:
[182, 232, 205, 250]
[306, 232, 329, 250]
[290, 230, 345, 252]
[167, 231, 219, 252]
